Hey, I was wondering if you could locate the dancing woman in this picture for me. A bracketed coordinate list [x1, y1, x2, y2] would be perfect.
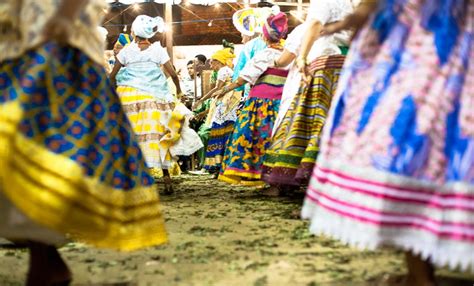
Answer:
[111, 15, 202, 194]
[0, 0, 167, 284]
[262, 0, 354, 195]
[218, 12, 290, 186]
[302, 0, 473, 284]
[194, 48, 236, 175]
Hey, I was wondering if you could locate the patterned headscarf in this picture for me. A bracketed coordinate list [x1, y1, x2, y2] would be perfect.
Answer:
[262, 12, 288, 42]
[232, 7, 274, 36]
[132, 15, 165, 39]
[211, 48, 236, 67]
[113, 33, 134, 55]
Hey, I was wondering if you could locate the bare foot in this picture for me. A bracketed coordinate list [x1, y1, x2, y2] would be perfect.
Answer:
[289, 209, 301, 219]
[405, 252, 436, 286]
[27, 242, 71, 286]
[162, 176, 174, 195]
[261, 186, 281, 197]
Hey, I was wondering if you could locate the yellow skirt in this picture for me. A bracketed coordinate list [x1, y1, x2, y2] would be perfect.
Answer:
[0, 45, 167, 251]
[117, 86, 185, 170]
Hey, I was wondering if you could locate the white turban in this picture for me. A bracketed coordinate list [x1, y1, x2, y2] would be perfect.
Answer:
[131, 15, 165, 39]
[97, 26, 108, 42]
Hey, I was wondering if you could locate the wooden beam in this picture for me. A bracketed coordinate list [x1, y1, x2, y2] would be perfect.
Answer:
[165, 1, 173, 62]
[272, 1, 309, 7]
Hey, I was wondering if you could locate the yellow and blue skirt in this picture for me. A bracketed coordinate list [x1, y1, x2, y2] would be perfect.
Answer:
[0, 43, 167, 251]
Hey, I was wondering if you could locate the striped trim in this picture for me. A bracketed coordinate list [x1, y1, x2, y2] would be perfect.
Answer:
[308, 55, 346, 73]
[248, 68, 289, 100]
[312, 166, 474, 207]
[306, 191, 474, 241]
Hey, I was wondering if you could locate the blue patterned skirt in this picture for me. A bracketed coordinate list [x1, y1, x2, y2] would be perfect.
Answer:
[0, 43, 167, 250]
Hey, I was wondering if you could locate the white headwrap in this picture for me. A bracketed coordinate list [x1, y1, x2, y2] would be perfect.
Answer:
[131, 15, 165, 39]
[97, 26, 108, 42]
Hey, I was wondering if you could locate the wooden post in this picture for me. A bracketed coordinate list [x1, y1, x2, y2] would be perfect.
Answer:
[165, 0, 173, 62]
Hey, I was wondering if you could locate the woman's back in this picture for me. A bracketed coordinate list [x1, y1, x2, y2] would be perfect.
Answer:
[116, 41, 173, 102]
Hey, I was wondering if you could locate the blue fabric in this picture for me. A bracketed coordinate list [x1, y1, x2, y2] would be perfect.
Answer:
[232, 37, 266, 93]
[117, 61, 173, 102]
[0, 43, 154, 190]
[327, 0, 472, 184]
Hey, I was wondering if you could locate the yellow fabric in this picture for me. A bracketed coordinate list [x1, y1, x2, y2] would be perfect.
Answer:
[0, 100, 167, 251]
[117, 86, 184, 169]
[211, 48, 236, 67]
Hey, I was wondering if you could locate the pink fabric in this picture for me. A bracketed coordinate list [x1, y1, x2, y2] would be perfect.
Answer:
[262, 12, 288, 42]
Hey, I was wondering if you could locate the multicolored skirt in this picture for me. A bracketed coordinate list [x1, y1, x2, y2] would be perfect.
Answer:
[116, 86, 184, 170]
[262, 55, 345, 186]
[0, 43, 167, 250]
[302, 0, 474, 272]
[203, 120, 234, 172]
[219, 68, 288, 186]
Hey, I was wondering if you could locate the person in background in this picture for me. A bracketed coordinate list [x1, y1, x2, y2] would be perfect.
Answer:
[176, 60, 203, 173]
[195, 54, 207, 67]
[302, 0, 473, 284]
[0, 0, 167, 284]
[111, 15, 202, 194]
[217, 12, 290, 187]
[188, 54, 212, 174]
[231, 7, 270, 102]
[194, 48, 235, 176]
[181, 60, 202, 107]
[113, 33, 134, 56]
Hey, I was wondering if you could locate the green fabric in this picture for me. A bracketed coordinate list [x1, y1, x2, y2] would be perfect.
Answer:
[197, 124, 211, 166]
[195, 98, 212, 166]
[193, 98, 211, 114]
[338, 46, 349, 56]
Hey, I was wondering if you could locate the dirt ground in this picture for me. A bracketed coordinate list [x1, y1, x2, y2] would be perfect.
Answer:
[0, 174, 473, 285]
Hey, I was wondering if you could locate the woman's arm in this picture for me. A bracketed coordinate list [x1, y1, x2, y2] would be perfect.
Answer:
[193, 79, 227, 108]
[321, 1, 378, 37]
[215, 77, 246, 99]
[273, 50, 297, 68]
[109, 60, 123, 87]
[296, 19, 323, 81]
[163, 61, 183, 97]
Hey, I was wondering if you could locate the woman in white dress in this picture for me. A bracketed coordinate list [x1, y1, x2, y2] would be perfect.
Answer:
[110, 15, 202, 194]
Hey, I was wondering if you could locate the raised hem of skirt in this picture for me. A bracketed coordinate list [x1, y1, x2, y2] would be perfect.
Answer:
[0, 100, 168, 251]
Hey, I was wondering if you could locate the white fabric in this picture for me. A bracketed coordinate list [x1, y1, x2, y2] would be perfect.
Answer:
[239, 48, 284, 85]
[0, 192, 66, 245]
[307, 0, 353, 25]
[272, 0, 352, 135]
[97, 26, 108, 42]
[169, 103, 204, 156]
[131, 15, 165, 39]
[181, 76, 202, 100]
[272, 67, 301, 136]
[117, 42, 170, 66]
[211, 66, 236, 125]
[305, 0, 354, 60]
[216, 66, 233, 83]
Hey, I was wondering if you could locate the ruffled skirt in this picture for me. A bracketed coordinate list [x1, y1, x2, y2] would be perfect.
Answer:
[0, 43, 167, 250]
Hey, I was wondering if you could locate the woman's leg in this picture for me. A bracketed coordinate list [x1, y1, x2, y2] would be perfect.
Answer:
[162, 169, 174, 195]
[27, 241, 71, 286]
[405, 252, 436, 286]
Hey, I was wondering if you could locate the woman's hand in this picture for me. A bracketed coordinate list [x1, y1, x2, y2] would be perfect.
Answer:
[193, 100, 203, 110]
[215, 89, 226, 99]
[194, 110, 208, 121]
[320, 20, 349, 37]
[296, 57, 312, 84]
